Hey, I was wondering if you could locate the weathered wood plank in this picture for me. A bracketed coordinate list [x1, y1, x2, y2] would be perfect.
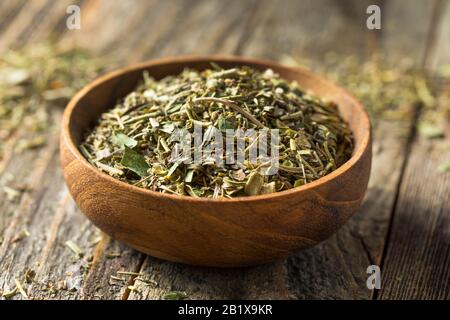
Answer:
[381, 0, 435, 65]
[0, 114, 67, 298]
[240, 0, 374, 60]
[145, 0, 257, 58]
[0, 0, 102, 299]
[65, 0, 166, 56]
[378, 122, 450, 299]
[424, 0, 450, 69]
[0, 0, 53, 50]
[241, 0, 391, 300]
[21, 0, 257, 300]
[25, 0, 79, 44]
[18, 0, 174, 300]
[239, 0, 435, 300]
[378, 0, 450, 300]
[0, 0, 28, 36]
[0, 0, 151, 300]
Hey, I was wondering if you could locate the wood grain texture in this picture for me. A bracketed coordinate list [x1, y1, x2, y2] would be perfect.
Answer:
[381, 0, 435, 64]
[0, 0, 52, 50]
[378, 0, 450, 299]
[378, 123, 450, 299]
[240, 0, 374, 60]
[0, 0, 150, 300]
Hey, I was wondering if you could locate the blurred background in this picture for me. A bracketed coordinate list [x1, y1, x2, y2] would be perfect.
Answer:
[0, 0, 447, 65]
[0, 0, 449, 300]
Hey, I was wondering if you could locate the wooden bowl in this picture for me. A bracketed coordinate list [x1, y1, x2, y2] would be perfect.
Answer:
[60, 56, 372, 267]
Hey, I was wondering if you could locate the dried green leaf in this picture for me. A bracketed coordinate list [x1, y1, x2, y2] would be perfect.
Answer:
[244, 171, 264, 196]
[294, 180, 303, 188]
[2, 287, 18, 299]
[65, 240, 84, 258]
[418, 122, 444, 139]
[260, 182, 276, 194]
[218, 115, 234, 132]
[120, 146, 150, 177]
[14, 278, 28, 299]
[3, 186, 21, 201]
[167, 162, 179, 177]
[110, 132, 138, 148]
[163, 291, 188, 300]
[0, 68, 30, 85]
[438, 161, 450, 173]
[185, 170, 194, 183]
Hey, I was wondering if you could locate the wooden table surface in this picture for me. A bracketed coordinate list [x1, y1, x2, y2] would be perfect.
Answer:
[0, 0, 449, 300]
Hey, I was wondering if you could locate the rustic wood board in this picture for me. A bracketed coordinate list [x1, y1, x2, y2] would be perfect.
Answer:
[378, 0, 450, 300]
[0, 0, 448, 300]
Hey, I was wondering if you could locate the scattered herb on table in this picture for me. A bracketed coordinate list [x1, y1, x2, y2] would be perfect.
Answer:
[0, 42, 105, 165]
[163, 291, 188, 300]
[65, 240, 84, 258]
[281, 54, 450, 128]
[438, 161, 450, 173]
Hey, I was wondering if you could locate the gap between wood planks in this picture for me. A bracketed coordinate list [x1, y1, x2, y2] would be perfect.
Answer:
[372, 0, 448, 300]
[372, 103, 421, 300]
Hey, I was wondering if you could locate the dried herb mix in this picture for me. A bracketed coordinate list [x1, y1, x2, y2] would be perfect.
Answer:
[80, 65, 353, 198]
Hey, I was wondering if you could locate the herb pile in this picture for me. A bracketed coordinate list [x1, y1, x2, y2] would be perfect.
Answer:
[81, 65, 353, 198]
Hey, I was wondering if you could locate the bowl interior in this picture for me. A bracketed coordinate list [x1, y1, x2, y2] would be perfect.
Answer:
[67, 56, 369, 172]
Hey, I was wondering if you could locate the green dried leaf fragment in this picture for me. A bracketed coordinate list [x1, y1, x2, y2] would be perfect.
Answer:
[110, 131, 138, 148]
[244, 171, 264, 196]
[294, 180, 304, 188]
[65, 240, 84, 258]
[2, 287, 18, 299]
[0, 68, 30, 85]
[3, 186, 21, 201]
[260, 182, 276, 194]
[185, 169, 194, 183]
[185, 185, 204, 197]
[218, 115, 234, 131]
[160, 123, 175, 134]
[163, 291, 188, 300]
[167, 162, 179, 177]
[418, 122, 444, 139]
[120, 146, 150, 177]
[438, 161, 450, 173]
